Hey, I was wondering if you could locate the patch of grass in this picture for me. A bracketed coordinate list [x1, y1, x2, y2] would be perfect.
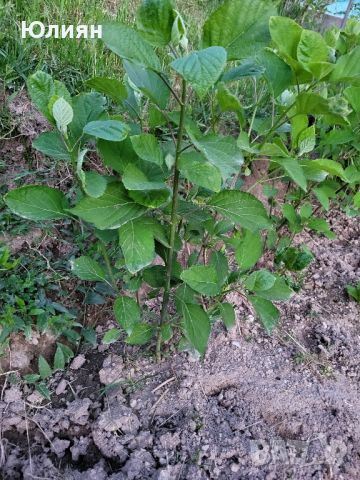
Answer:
[0, 243, 79, 344]
[0, 0, 218, 93]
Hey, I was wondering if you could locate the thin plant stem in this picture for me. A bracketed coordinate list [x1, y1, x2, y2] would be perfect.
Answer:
[156, 72, 183, 106]
[99, 242, 119, 292]
[248, 78, 258, 137]
[156, 79, 187, 362]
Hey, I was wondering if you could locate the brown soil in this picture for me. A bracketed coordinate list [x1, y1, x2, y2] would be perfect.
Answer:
[0, 210, 359, 479]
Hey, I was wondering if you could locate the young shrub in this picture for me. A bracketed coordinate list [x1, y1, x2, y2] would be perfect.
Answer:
[4, 0, 360, 360]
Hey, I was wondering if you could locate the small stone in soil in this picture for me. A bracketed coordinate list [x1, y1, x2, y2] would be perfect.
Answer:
[51, 438, 70, 458]
[97, 404, 140, 434]
[55, 379, 67, 396]
[70, 354, 86, 370]
[99, 354, 124, 385]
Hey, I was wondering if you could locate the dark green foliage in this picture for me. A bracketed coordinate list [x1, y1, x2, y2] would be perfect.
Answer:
[3, 0, 360, 360]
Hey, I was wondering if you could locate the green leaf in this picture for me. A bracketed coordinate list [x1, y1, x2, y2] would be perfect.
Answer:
[301, 159, 329, 182]
[82, 327, 97, 346]
[126, 323, 154, 345]
[114, 296, 141, 334]
[38, 355, 52, 380]
[129, 188, 170, 209]
[282, 204, 302, 232]
[176, 200, 213, 224]
[148, 106, 167, 128]
[5, 186, 69, 221]
[52, 97, 73, 133]
[256, 50, 293, 98]
[262, 184, 278, 199]
[269, 16, 302, 60]
[272, 157, 307, 192]
[208, 190, 271, 231]
[124, 60, 170, 109]
[276, 246, 314, 272]
[69, 92, 106, 143]
[76, 149, 107, 198]
[27, 71, 71, 123]
[181, 265, 221, 296]
[323, 25, 339, 48]
[298, 203, 313, 219]
[27, 71, 54, 121]
[144, 217, 170, 248]
[32, 132, 71, 161]
[260, 142, 288, 157]
[102, 23, 161, 70]
[143, 265, 166, 287]
[209, 250, 229, 288]
[330, 46, 360, 84]
[171, 10, 187, 48]
[175, 284, 197, 307]
[298, 125, 316, 156]
[70, 256, 107, 282]
[136, 0, 176, 46]
[218, 303, 236, 330]
[295, 92, 331, 115]
[83, 120, 130, 142]
[103, 328, 122, 344]
[297, 30, 329, 69]
[216, 83, 245, 125]
[122, 164, 170, 208]
[178, 151, 222, 192]
[354, 191, 360, 208]
[307, 218, 336, 239]
[314, 186, 331, 210]
[244, 269, 276, 292]
[82, 172, 108, 199]
[202, 0, 276, 60]
[308, 159, 345, 179]
[70, 183, 146, 230]
[57, 343, 74, 362]
[344, 86, 360, 112]
[249, 296, 279, 333]
[53, 345, 65, 371]
[291, 114, 308, 149]
[234, 229, 263, 271]
[178, 302, 210, 355]
[161, 324, 173, 342]
[322, 128, 356, 147]
[119, 217, 156, 273]
[86, 77, 127, 104]
[346, 284, 360, 302]
[256, 277, 294, 301]
[187, 133, 243, 181]
[130, 133, 164, 165]
[98, 138, 137, 174]
[306, 63, 334, 81]
[23, 374, 41, 384]
[35, 383, 51, 400]
[171, 47, 227, 98]
[221, 60, 265, 82]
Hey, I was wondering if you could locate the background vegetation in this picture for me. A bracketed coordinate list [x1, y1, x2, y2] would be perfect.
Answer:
[0, 0, 222, 92]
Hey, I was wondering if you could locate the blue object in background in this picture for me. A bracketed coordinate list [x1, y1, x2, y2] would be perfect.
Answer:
[327, 0, 360, 16]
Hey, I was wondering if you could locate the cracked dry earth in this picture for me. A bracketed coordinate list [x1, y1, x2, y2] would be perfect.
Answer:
[0, 210, 359, 480]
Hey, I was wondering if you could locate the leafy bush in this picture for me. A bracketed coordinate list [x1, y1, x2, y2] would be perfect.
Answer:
[3, 0, 360, 360]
